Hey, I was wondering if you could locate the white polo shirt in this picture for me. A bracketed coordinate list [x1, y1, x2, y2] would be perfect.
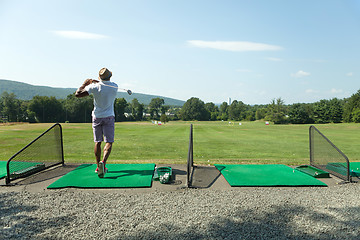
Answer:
[85, 80, 118, 118]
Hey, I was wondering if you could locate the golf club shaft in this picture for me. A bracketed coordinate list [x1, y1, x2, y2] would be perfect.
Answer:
[91, 79, 131, 93]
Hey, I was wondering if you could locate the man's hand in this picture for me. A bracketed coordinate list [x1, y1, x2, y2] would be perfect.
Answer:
[75, 79, 97, 98]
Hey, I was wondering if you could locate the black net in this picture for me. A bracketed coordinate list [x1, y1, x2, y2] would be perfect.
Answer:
[309, 125, 350, 182]
[187, 124, 194, 187]
[6, 123, 64, 184]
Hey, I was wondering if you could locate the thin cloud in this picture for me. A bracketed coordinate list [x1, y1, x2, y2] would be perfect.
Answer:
[52, 30, 109, 39]
[187, 40, 283, 52]
[291, 70, 310, 78]
[330, 88, 343, 94]
[305, 89, 318, 94]
[347, 72, 353, 77]
[266, 57, 283, 62]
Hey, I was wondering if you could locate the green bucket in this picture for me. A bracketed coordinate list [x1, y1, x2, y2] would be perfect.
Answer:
[153, 167, 172, 184]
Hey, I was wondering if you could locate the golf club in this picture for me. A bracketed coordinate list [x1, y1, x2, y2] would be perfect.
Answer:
[91, 79, 132, 95]
[119, 87, 132, 95]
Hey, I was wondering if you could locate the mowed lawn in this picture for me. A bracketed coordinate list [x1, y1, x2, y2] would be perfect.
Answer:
[0, 121, 359, 165]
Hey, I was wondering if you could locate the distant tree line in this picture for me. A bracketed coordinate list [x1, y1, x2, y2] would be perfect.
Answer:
[1, 89, 360, 124]
[0, 92, 179, 123]
[179, 89, 360, 124]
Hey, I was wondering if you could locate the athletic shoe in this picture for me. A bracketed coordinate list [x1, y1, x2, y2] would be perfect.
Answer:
[98, 161, 105, 178]
[95, 166, 108, 173]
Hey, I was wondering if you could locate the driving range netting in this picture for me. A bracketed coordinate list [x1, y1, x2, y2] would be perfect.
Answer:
[6, 123, 64, 184]
[309, 125, 350, 182]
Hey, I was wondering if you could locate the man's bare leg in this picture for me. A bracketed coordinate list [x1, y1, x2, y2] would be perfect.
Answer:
[102, 142, 113, 167]
[94, 142, 102, 167]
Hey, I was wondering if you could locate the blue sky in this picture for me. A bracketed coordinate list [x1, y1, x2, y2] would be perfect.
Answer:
[0, 0, 359, 104]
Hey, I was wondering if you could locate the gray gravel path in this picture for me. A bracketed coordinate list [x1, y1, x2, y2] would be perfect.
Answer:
[1, 184, 360, 239]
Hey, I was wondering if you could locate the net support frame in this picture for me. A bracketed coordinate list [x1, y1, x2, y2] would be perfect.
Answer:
[309, 125, 351, 182]
[186, 124, 194, 187]
[5, 123, 65, 185]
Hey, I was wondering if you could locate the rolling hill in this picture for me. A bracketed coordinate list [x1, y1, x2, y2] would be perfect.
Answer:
[0, 79, 185, 106]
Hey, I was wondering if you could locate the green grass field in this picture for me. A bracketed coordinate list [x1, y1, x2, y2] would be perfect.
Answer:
[0, 121, 359, 165]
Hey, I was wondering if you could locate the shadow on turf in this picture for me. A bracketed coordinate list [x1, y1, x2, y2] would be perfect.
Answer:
[104, 170, 155, 179]
[9, 164, 78, 186]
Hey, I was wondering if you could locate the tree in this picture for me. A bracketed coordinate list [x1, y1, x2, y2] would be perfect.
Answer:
[328, 98, 343, 123]
[255, 108, 267, 120]
[114, 98, 128, 122]
[205, 102, 219, 121]
[161, 105, 170, 115]
[228, 100, 247, 121]
[244, 110, 255, 121]
[19, 100, 34, 122]
[181, 97, 210, 121]
[131, 98, 144, 121]
[0, 92, 21, 122]
[160, 113, 168, 123]
[148, 98, 165, 119]
[288, 103, 313, 124]
[352, 108, 360, 123]
[28, 96, 64, 123]
[310, 98, 343, 124]
[313, 100, 331, 124]
[218, 102, 229, 120]
[63, 94, 93, 123]
[266, 98, 288, 124]
[343, 89, 360, 122]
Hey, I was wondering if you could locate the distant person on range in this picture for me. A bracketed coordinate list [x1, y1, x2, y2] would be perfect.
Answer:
[75, 67, 118, 178]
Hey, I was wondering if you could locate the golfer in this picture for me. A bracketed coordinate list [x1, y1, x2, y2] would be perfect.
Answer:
[75, 67, 118, 177]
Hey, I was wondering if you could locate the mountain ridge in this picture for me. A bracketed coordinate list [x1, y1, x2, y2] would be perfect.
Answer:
[0, 79, 185, 106]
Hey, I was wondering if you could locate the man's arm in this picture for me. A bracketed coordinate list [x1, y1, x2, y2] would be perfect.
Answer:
[75, 79, 98, 98]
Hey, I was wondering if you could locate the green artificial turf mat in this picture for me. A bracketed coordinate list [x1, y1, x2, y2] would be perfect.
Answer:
[0, 161, 7, 179]
[349, 162, 360, 177]
[349, 162, 360, 169]
[215, 164, 327, 187]
[47, 163, 155, 189]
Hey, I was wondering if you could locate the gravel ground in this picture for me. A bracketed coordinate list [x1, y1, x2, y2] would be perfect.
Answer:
[1, 184, 360, 240]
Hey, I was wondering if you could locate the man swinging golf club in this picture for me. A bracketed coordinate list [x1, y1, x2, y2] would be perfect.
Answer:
[75, 67, 118, 178]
